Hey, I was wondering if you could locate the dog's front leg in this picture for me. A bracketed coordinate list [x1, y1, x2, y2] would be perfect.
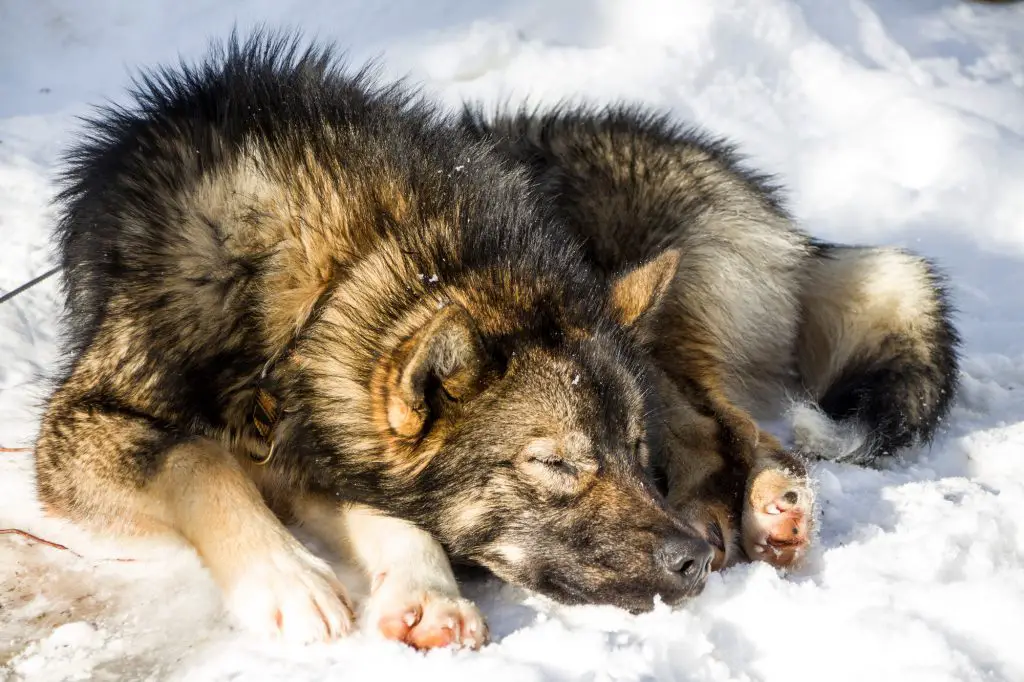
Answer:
[299, 500, 487, 650]
[653, 370, 814, 571]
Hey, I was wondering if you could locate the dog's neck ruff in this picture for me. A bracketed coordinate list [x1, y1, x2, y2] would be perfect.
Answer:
[249, 282, 338, 465]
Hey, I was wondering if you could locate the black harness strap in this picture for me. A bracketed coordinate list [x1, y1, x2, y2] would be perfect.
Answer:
[0, 266, 61, 306]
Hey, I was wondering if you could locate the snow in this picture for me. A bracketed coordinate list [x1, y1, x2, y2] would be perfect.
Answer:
[2, 0, 1023, 679]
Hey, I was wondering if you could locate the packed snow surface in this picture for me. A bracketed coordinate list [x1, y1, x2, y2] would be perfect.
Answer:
[2, 1, 1023, 680]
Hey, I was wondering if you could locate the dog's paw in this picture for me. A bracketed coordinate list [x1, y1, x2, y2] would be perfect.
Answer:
[220, 540, 354, 644]
[366, 577, 487, 650]
[741, 456, 814, 569]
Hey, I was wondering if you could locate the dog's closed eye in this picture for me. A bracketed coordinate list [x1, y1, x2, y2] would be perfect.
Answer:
[528, 452, 579, 477]
[520, 437, 598, 491]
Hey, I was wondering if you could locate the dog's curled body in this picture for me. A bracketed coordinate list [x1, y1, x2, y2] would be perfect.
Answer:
[36, 35, 714, 645]
[462, 105, 960, 567]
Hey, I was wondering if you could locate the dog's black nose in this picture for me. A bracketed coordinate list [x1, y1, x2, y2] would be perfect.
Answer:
[658, 535, 714, 586]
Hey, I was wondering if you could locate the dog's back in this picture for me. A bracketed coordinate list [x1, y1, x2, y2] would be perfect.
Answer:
[462, 106, 810, 416]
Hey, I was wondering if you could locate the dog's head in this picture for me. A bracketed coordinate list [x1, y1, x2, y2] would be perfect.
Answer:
[368, 250, 713, 611]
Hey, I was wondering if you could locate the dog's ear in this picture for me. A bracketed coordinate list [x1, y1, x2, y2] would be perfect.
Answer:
[386, 304, 485, 437]
[608, 249, 680, 330]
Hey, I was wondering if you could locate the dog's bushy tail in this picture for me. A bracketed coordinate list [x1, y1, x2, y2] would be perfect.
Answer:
[791, 244, 960, 463]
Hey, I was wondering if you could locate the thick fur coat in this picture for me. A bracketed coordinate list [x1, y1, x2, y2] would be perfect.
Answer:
[35, 33, 959, 646]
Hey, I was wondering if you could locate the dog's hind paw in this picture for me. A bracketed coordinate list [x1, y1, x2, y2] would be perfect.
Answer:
[220, 538, 355, 644]
[367, 579, 488, 650]
[740, 454, 814, 569]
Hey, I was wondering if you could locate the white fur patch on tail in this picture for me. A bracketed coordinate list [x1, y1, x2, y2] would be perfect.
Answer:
[787, 402, 872, 463]
[798, 247, 939, 401]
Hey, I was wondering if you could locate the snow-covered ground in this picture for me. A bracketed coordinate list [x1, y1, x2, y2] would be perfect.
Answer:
[2, 1, 1023, 680]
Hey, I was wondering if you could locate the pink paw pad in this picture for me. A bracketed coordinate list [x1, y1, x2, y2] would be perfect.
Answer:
[743, 467, 814, 568]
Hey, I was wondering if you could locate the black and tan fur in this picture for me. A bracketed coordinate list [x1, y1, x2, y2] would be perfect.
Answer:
[34, 34, 719, 647]
[461, 105, 960, 569]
